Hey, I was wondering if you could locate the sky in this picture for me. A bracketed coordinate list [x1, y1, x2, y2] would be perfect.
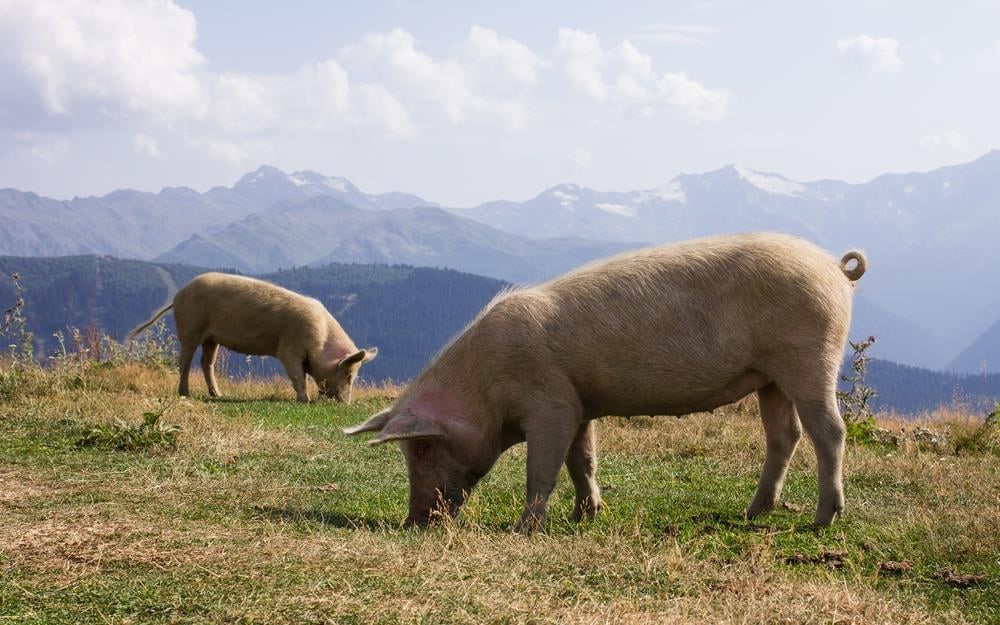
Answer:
[1, 0, 999, 206]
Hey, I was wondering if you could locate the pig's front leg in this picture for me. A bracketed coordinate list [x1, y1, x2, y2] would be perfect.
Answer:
[278, 352, 310, 402]
[515, 420, 578, 534]
[566, 421, 603, 521]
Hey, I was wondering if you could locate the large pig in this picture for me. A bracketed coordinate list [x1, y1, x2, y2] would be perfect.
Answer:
[130, 272, 377, 403]
[345, 233, 867, 529]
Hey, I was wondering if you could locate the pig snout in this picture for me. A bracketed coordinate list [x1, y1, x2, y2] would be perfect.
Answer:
[405, 486, 467, 526]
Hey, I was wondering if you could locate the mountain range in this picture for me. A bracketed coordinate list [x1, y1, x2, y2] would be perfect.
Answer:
[2, 153, 999, 372]
[156, 198, 630, 283]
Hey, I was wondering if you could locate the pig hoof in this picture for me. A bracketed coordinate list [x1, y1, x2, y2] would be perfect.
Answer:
[514, 513, 545, 535]
[572, 498, 603, 522]
[745, 498, 776, 519]
[812, 503, 844, 528]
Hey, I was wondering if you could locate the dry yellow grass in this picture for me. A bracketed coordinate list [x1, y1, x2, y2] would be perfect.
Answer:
[0, 363, 996, 624]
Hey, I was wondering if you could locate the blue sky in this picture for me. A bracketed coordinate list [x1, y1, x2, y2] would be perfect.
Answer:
[1, 0, 999, 205]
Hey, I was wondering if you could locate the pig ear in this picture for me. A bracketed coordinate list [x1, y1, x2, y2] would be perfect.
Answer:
[342, 408, 394, 435]
[369, 410, 444, 446]
[340, 348, 376, 369]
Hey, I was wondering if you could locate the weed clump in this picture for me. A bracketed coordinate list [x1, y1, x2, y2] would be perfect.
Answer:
[950, 404, 999, 455]
[76, 402, 181, 452]
[838, 336, 886, 445]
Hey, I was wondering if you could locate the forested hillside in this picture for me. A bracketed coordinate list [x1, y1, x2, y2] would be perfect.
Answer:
[864, 359, 1000, 414]
[1, 255, 998, 414]
[0, 256, 505, 383]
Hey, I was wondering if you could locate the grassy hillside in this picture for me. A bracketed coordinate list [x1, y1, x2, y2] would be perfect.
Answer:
[0, 364, 996, 624]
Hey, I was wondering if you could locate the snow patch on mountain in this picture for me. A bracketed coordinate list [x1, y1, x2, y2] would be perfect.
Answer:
[552, 189, 577, 209]
[596, 202, 637, 217]
[637, 180, 686, 204]
[324, 177, 350, 192]
[734, 166, 805, 196]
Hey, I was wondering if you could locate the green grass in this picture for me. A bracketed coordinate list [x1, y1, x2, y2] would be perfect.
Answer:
[0, 364, 997, 624]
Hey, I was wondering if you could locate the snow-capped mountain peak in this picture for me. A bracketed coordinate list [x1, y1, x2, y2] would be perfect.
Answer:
[733, 165, 806, 196]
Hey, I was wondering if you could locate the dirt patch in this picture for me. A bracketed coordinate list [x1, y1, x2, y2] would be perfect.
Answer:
[0, 471, 52, 506]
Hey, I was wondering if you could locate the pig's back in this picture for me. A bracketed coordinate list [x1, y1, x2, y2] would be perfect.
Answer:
[173, 273, 326, 353]
[528, 233, 855, 413]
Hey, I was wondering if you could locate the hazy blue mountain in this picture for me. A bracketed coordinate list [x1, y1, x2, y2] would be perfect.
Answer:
[0, 186, 246, 259]
[203, 165, 437, 214]
[158, 197, 632, 283]
[0, 165, 434, 260]
[948, 319, 1000, 374]
[461, 151, 1000, 368]
[851, 296, 950, 370]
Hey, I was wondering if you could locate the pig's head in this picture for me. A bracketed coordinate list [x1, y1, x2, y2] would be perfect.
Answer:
[319, 347, 378, 403]
[343, 393, 499, 525]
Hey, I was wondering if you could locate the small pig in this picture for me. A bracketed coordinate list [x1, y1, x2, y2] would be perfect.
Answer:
[130, 272, 377, 402]
[346, 232, 867, 529]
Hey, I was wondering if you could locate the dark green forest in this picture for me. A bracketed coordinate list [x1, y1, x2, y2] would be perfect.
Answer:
[1, 255, 997, 415]
[0, 256, 504, 383]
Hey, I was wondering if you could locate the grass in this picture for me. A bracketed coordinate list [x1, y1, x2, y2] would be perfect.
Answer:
[1, 364, 997, 624]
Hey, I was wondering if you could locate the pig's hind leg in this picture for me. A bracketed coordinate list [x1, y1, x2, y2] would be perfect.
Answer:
[567, 421, 603, 521]
[177, 341, 196, 397]
[746, 383, 801, 518]
[794, 393, 846, 527]
[201, 340, 222, 398]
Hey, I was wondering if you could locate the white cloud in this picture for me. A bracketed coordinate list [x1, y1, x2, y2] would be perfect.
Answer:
[629, 24, 721, 46]
[0, 0, 206, 124]
[133, 133, 163, 159]
[836, 35, 901, 73]
[572, 147, 592, 169]
[341, 28, 532, 129]
[205, 60, 351, 135]
[554, 29, 608, 100]
[463, 25, 546, 84]
[554, 28, 729, 120]
[654, 73, 730, 121]
[0, 1, 724, 176]
[920, 130, 965, 151]
[356, 83, 417, 138]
